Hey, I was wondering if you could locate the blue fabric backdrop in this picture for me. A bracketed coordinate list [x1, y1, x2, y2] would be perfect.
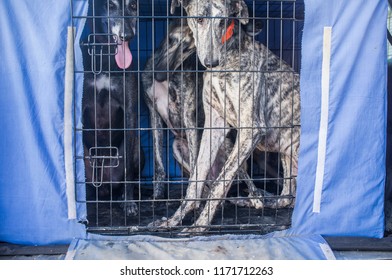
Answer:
[290, 0, 386, 237]
[0, 0, 87, 245]
[0, 0, 387, 245]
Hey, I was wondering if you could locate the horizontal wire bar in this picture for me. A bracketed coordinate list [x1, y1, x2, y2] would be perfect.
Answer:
[72, 15, 302, 20]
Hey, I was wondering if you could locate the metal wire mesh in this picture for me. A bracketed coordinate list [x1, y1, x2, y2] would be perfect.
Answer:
[71, 0, 304, 236]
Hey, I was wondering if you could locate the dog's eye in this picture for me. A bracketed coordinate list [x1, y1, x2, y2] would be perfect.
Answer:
[108, 0, 115, 9]
[130, 1, 137, 10]
[168, 37, 178, 44]
[196, 18, 204, 24]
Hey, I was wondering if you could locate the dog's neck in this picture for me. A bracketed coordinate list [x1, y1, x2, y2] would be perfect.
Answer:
[222, 20, 246, 51]
[218, 24, 250, 67]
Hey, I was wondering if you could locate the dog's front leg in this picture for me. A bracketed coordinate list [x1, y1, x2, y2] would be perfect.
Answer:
[185, 129, 262, 233]
[150, 106, 228, 228]
[183, 87, 200, 173]
[121, 136, 139, 216]
[146, 99, 166, 199]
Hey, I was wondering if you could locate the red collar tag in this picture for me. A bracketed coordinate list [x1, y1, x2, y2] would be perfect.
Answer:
[221, 20, 235, 44]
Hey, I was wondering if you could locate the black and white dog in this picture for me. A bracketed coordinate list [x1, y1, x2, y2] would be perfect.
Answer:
[82, 0, 142, 216]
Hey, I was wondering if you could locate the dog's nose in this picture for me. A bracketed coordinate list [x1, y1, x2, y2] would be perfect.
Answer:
[119, 34, 132, 41]
[155, 72, 168, 82]
[204, 58, 219, 68]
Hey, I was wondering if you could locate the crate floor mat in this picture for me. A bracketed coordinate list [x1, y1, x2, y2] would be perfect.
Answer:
[65, 233, 335, 260]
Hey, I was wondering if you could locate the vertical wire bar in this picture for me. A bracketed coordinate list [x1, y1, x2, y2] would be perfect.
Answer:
[166, 0, 171, 206]
[164, 0, 170, 227]
[264, 0, 270, 207]
[137, 0, 142, 227]
[72, 0, 85, 209]
[289, 0, 296, 199]
[275, 2, 288, 223]
[92, 0, 100, 226]
[277, 0, 283, 200]
[259, 0, 267, 220]
[71, 0, 81, 211]
[208, 0, 214, 230]
[109, 0, 115, 227]
[195, 15, 201, 221]
[178, 2, 185, 213]
[120, 0, 125, 227]
[249, 0, 255, 221]
[235, 0, 241, 227]
[220, 0, 227, 228]
[250, 0, 257, 224]
[151, 0, 157, 224]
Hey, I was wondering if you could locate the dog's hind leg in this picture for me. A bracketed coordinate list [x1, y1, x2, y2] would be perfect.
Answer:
[172, 137, 191, 174]
[149, 106, 228, 228]
[184, 128, 262, 233]
[275, 125, 299, 208]
[231, 168, 272, 209]
[276, 153, 297, 208]
[213, 139, 267, 209]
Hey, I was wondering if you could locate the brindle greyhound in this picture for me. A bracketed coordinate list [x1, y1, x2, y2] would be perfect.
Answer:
[142, 19, 203, 200]
[142, 18, 269, 209]
[150, 0, 300, 233]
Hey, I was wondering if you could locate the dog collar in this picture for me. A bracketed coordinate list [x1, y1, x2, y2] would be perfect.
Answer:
[221, 19, 235, 44]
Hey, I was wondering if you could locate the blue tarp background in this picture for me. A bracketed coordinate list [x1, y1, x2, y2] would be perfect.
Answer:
[0, 0, 387, 245]
[0, 0, 87, 245]
[290, 0, 386, 237]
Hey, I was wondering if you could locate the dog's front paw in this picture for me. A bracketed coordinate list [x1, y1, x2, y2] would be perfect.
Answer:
[247, 197, 265, 209]
[180, 225, 207, 235]
[147, 217, 168, 229]
[228, 196, 265, 209]
[276, 197, 295, 208]
[250, 190, 278, 209]
[121, 201, 138, 217]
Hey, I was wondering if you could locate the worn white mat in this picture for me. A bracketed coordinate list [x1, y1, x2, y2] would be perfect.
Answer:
[66, 233, 335, 260]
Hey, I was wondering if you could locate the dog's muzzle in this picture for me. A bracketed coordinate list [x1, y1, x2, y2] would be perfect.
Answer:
[204, 58, 219, 68]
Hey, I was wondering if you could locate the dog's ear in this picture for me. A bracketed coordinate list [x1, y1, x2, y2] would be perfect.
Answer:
[244, 18, 264, 37]
[170, 0, 190, 14]
[235, 0, 249, 25]
[170, 0, 180, 14]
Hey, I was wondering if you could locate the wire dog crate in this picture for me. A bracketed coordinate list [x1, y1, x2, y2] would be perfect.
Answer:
[72, 0, 304, 236]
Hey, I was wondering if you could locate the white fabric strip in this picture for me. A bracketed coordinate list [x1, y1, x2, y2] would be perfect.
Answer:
[319, 243, 336, 260]
[313, 27, 332, 213]
[65, 26, 77, 220]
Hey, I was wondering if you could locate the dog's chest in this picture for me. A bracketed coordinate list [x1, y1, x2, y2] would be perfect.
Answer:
[204, 66, 262, 128]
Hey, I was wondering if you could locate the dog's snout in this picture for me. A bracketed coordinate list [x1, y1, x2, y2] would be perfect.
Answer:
[119, 34, 132, 42]
[155, 72, 168, 82]
[204, 58, 219, 68]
